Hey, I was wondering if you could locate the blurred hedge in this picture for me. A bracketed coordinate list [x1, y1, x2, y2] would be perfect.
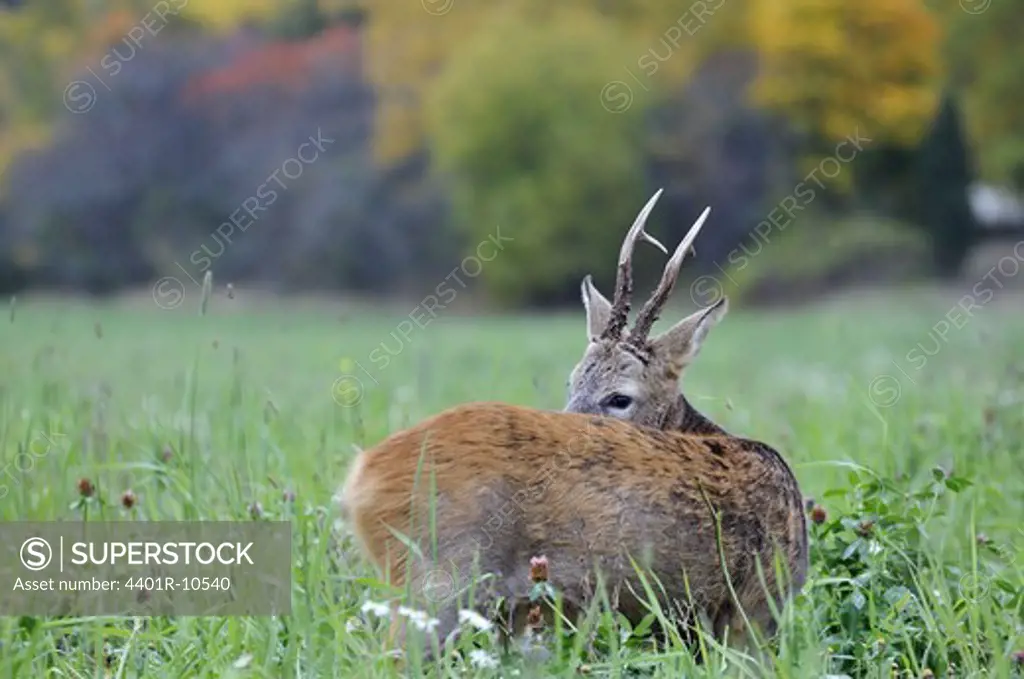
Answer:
[427, 8, 650, 307]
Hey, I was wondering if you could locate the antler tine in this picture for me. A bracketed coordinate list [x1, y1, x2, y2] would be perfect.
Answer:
[601, 189, 669, 340]
[629, 206, 712, 346]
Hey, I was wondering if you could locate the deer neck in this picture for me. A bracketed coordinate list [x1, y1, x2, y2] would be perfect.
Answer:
[663, 393, 729, 436]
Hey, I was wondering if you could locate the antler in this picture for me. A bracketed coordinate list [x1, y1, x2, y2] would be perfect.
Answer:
[628, 206, 712, 346]
[601, 189, 669, 340]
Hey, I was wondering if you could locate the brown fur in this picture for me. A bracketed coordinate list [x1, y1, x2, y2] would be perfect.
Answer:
[340, 402, 807, 651]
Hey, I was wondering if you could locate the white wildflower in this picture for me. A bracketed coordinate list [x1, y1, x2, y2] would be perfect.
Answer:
[397, 605, 440, 632]
[468, 649, 499, 669]
[458, 609, 493, 631]
[361, 600, 390, 618]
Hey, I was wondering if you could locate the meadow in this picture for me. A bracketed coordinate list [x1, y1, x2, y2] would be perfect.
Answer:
[0, 287, 1021, 677]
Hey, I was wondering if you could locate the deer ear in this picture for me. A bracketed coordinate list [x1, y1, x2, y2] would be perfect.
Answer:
[581, 275, 613, 342]
[650, 297, 728, 377]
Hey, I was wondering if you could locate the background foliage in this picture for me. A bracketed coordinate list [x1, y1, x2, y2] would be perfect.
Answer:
[0, 0, 1022, 304]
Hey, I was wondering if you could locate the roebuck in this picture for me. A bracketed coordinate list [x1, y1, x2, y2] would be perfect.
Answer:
[339, 190, 807, 657]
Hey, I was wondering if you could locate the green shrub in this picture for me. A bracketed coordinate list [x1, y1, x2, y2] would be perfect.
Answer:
[426, 7, 650, 307]
[801, 465, 1021, 676]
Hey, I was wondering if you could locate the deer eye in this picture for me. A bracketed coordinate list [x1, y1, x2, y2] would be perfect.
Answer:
[603, 393, 634, 410]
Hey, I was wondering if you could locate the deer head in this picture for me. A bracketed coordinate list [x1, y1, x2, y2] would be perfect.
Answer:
[564, 189, 728, 429]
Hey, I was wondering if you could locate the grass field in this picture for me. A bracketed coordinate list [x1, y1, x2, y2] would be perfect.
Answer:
[0, 288, 1022, 677]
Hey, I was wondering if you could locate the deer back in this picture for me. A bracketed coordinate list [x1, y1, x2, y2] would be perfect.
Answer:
[340, 402, 807, 629]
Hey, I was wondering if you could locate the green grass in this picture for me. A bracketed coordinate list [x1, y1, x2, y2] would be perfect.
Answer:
[0, 289, 1022, 677]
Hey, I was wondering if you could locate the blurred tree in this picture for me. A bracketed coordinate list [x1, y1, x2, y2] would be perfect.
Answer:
[0, 0, 172, 181]
[269, 0, 365, 39]
[365, 0, 706, 165]
[363, 2, 492, 165]
[646, 52, 792, 274]
[427, 8, 649, 306]
[0, 20, 456, 296]
[748, 0, 942, 152]
[179, 0, 277, 31]
[938, 0, 1024, 188]
[912, 91, 977, 278]
[270, 0, 329, 40]
[0, 0, 78, 180]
